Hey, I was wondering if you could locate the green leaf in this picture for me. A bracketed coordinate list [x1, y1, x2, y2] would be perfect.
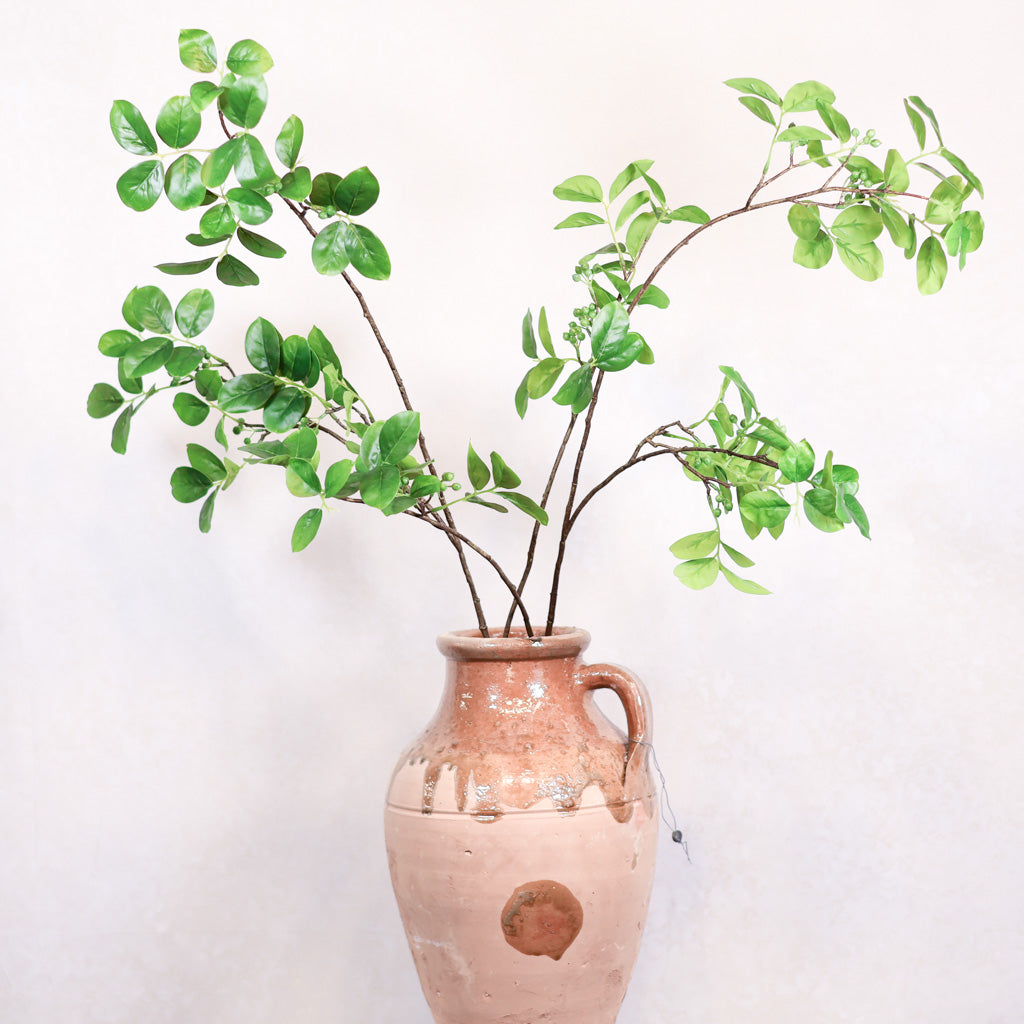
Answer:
[98, 330, 137, 357]
[156, 257, 215, 276]
[669, 529, 719, 559]
[844, 155, 884, 184]
[536, 307, 555, 357]
[519, 309, 538, 359]
[615, 190, 651, 231]
[197, 489, 217, 533]
[832, 206, 883, 246]
[904, 98, 926, 150]
[467, 443, 490, 490]
[189, 81, 222, 110]
[280, 166, 312, 201]
[490, 453, 521, 489]
[116, 160, 164, 211]
[275, 115, 304, 169]
[496, 491, 548, 525]
[668, 205, 710, 225]
[178, 29, 217, 72]
[226, 187, 273, 225]
[110, 404, 133, 454]
[218, 373, 275, 413]
[908, 95, 943, 146]
[738, 95, 776, 125]
[803, 487, 844, 532]
[549, 366, 589, 411]
[720, 542, 755, 568]
[199, 203, 236, 239]
[221, 76, 268, 129]
[590, 302, 637, 371]
[307, 326, 341, 372]
[165, 346, 204, 377]
[280, 334, 312, 381]
[409, 474, 442, 499]
[625, 211, 657, 257]
[553, 174, 603, 203]
[233, 135, 276, 187]
[186, 232, 228, 248]
[291, 508, 322, 552]
[309, 172, 342, 208]
[924, 175, 969, 226]
[777, 125, 830, 144]
[343, 224, 390, 280]
[380, 411, 421, 464]
[723, 78, 781, 105]
[778, 439, 814, 483]
[172, 392, 209, 425]
[286, 459, 321, 497]
[130, 286, 172, 332]
[883, 149, 910, 192]
[226, 39, 274, 76]
[186, 443, 226, 482]
[263, 386, 307, 433]
[720, 565, 771, 595]
[554, 211, 605, 229]
[324, 460, 354, 498]
[793, 230, 833, 270]
[194, 368, 223, 400]
[787, 203, 820, 240]
[608, 160, 653, 202]
[359, 465, 401, 509]
[311, 222, 350, 275]
[843, 493, 871, 539]
[109, 100, 157, 155]
[815, 101, 851, 143]
[87, 383, 123, 419]
[334, 166, 380, 216]
[878, 203, 913, 250]
[525, 358, 563, 399]
[467, 496, 509, 514]
[237, 227, 286, 259]
[673, 558, 719, 590]
[201, 139, 238, 188]
[916, 236, 947, 295]
[216, 254, 259, 287]
[719, 365, 757, 411]
[782, 80, 835, 113]
[122, 336, 172, 377]
[941, 149, 984, 199]
[244, 318, 281, 374]
[170, 466, 212, 503]
[156, 96, 201, 148]
[958, 210, 984, 253]
[836, 240, 884, 282]
[117, 358, 142, 395]
[739, 490, 790, 528]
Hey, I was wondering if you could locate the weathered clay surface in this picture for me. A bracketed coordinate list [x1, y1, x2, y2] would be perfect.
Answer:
[384, 628, 659, 1024]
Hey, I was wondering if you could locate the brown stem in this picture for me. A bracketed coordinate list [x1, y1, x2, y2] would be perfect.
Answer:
[501, 414, 579, 636]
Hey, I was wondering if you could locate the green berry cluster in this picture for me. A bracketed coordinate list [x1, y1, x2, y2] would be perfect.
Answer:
[562, 303, 598, 345]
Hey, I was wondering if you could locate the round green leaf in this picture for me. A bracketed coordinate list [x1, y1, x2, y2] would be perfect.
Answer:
[291, 508, 323, 552]
[130, 286, 173, 333]
[916, 236, 947, 295]
[116, 160, 164, 211]
[221, 76, 268, 129]
[787, 203, 820, 241]
[263, 386, 307, 433]
[226, 39, 274, 76]
[324, 460, 354, 498]
[110, 405, 133, 454]
[280, 334, 312, 380]
[233, 135, 276, 187]
[98, 330, 138, 357]
[194, 368, 223, 400]
[201, 139, 239, 188]
[199, 203, 236, 239]
[673, 558, 720, 590]
[175, 288, 215, 338]
[280, 166, 312, 201]
[165, 346, 204, 377]
[164, 154, 206, 210]
[173, 392, 210, 426]
[379, 411, 421, 464]
[803, 488, 844, 532]
[778, 439, 815, 483]
[552, 174, 603, 203]
[178, 29, 217, 73]
[189, 81, 222, 110]
[358, 465, 401, 509]
[170, 466, 212, 503]
[216, 254, 259, 287]
[836, 240, 884, 282]
[87, 383, 124, 419]
[793, 231, 833, 270]
[122, 336, 172, 377]
[831, 206, 883, 246]
[156, 96, 201, 148]
[226, 188, 273, 225]
[311, 221, 351, 275]
[334, 167, 380, 216]
[109, 100, 157, 155]
[275, 115, 304, 169]
[343, 223, 391, 280]
[286, 459, 321, 497]
[244, 317, 281, 374]
[186, 443, 226, 481]
[669, 530, 719, 559]
[217, 373, 276, 414]
[739, 490, 791, 529]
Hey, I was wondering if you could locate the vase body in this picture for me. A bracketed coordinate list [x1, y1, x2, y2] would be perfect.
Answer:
[384, 627, 658, 1024]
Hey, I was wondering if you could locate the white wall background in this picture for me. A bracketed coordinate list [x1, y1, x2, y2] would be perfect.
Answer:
[3, 1, 1022, 1022]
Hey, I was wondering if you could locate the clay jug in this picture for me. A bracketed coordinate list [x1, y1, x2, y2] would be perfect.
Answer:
[384, 627, 658, 1024]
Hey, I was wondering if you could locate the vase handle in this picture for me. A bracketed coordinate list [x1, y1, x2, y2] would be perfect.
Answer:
[576, 662, 652, 773]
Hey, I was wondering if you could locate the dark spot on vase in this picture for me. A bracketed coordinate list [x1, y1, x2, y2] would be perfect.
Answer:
[500, 879, 583, 960]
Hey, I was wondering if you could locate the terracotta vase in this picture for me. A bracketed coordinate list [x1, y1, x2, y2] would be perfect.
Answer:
[384, 627, 658, 1024]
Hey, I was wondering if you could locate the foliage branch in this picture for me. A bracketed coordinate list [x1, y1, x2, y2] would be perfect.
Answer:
[90, 34, 986, 637]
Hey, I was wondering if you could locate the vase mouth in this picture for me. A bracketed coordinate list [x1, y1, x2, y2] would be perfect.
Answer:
[437, 626, 591, 661]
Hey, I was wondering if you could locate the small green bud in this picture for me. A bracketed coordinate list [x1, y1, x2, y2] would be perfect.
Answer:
[442, 471, 454, 482]
[452, 482, 462, 491]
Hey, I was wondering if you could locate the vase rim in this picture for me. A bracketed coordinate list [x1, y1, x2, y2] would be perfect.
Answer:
[437, 626, 590, 661]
